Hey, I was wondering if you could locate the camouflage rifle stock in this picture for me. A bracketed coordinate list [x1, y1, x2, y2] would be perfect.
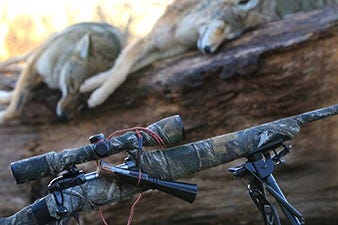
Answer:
[1, 104, 337, 225]
[140, 103, 338, 180]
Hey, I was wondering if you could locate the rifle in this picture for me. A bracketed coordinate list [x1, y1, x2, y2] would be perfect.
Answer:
[1, 104, 337, 225]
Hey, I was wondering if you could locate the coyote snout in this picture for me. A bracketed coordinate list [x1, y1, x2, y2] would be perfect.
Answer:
[56, 52, 92, 120]
[0, 22, 123, 123]
[197, 20, 229, 54]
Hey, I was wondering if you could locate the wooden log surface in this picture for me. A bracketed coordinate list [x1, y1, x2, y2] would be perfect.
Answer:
[0, 6, 337, 225]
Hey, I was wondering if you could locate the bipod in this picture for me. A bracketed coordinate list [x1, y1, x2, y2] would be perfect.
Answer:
[228, 140, 305, 225]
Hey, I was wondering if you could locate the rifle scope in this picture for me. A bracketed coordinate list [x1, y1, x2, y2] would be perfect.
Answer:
[10, 115, 185, 184]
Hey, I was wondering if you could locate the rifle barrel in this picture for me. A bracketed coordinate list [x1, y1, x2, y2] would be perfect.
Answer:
[293, 104, 338, 125]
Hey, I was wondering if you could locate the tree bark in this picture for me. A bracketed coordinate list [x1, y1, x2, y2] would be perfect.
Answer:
[0, 6, 337, 225]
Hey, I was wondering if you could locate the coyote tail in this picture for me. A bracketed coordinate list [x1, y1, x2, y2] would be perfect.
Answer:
[0, 51, 32, 68]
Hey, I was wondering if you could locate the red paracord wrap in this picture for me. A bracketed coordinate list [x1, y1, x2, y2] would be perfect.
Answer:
[99, 207, 109, 225]
[107, 127, 166, 149]
[99, 126, 165, 225]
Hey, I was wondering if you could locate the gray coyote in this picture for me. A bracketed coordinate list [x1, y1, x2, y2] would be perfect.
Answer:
[80, 0, 338, 108]
[0, 22, 123, 123]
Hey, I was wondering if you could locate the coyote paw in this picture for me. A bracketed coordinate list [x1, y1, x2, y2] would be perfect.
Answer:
[0, 110, 9, 124]
[0, 90, 12, 105]
[87, 87, 110, 108]
[80, 71, 110, 93]
[80, 77, 103, 93]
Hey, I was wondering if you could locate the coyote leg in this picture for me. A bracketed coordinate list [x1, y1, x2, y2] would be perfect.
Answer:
[0, 67, 42, 124]
[81, 43, 188, 93]
[79, 70, 111, 93]
[87, 45, 188, 107]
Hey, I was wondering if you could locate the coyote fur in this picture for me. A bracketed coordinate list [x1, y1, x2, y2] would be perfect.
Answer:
[81, 0, 338, 108]
[0, 22, 123, 123]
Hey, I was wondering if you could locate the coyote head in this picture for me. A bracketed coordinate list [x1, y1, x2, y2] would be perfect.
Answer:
[197, 0, 269, 53]
[56, 34, 95, 120]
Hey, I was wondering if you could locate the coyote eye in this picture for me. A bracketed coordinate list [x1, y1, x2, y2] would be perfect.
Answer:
[239, 0, 249, 4]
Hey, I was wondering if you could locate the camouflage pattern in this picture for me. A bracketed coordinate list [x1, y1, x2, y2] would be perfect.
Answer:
[141, 104, 338, 180]
[10, 115, 185, 184]
[0, 205, 38, 225]
[46, 178, 138, 218]
[3, 105, 337, 224]
[0, 178, 139, 224]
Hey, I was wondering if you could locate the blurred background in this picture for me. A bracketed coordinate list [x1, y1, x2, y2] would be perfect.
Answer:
[0, 0, 173, 61]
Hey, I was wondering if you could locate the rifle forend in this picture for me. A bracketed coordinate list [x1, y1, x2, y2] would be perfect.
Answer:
[140, 104, 338, 180]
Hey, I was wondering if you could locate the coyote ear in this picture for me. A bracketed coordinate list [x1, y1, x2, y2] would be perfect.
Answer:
[75, 34, 92, 59]
[235, 0, 259, 11]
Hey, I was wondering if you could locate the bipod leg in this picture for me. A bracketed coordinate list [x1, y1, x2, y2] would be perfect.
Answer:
[248, 177, 281, 225]
[265, 175, 305, 225]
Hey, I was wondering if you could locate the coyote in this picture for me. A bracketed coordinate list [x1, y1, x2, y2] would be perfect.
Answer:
[80, 0, 338, 108]
[0, 22, 123, 123]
